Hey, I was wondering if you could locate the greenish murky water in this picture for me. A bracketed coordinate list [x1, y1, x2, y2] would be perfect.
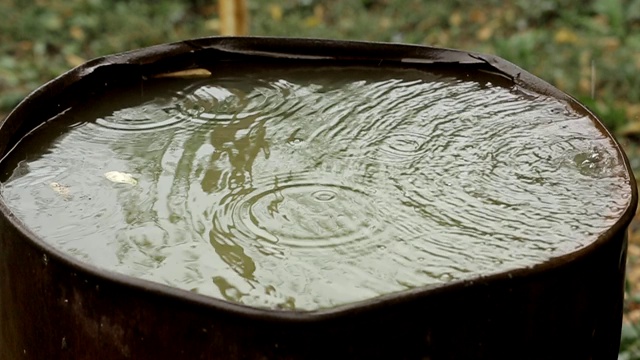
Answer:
[0, 65, 631, 310]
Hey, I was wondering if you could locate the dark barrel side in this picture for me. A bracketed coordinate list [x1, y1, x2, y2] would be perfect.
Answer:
[0, 37, 636, 359]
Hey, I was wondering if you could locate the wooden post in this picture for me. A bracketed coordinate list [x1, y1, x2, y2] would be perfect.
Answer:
[219, 0, 249, 36]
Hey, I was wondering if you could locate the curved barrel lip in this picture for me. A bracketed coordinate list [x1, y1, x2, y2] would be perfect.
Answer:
[0, 36, 637, 321]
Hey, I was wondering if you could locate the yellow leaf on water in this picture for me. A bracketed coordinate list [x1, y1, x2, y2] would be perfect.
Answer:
[554, 28, 578, 44]
[269, 4, 283, 22]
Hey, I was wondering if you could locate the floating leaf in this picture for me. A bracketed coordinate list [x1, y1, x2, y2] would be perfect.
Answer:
[49, 182, 71, 200]
[152, 68, 212, 79]
[104, 171, 137, 185]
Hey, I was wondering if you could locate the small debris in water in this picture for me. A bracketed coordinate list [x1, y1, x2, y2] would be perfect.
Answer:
[49, 182, 71, 200]
[104, 171, 137, 185]
[152, 68, 212, 79]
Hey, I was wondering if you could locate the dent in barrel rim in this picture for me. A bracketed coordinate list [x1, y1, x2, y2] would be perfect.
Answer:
[0, 37, 636, 359]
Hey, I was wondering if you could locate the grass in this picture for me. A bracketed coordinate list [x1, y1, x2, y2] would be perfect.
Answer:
[3, 0, 640, 133]
[2, 0, 640, 357]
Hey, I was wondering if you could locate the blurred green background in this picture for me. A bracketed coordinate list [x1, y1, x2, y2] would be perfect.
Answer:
[2, 0, 640, 357]
[3, 0, 640, 132]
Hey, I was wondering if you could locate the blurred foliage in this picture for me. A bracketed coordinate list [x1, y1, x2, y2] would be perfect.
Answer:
[2, 0, 640, 357]
[0, 0, 640, 135]
[1, 0, 640, 135]
[624, 277, 640, 360]
[621, 322, 640, 360]
[251, 0, 640, 134]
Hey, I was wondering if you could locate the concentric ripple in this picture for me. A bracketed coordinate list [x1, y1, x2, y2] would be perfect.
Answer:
[177, 78, 303, 124]
[95, 77, 304, 132]
[363, 133, 430, 164]
[231, 181, 385, 250]
[95, 97, 188, 131]
[0, 65, 632, 311]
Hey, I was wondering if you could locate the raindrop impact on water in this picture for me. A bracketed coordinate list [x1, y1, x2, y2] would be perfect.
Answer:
[0, 65, 631, 310]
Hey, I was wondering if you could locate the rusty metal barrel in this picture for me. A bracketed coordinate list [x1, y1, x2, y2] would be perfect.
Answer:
[0, 37, 636, 359]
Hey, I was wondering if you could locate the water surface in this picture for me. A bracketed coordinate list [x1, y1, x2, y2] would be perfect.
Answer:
[0, 65, 631, 310]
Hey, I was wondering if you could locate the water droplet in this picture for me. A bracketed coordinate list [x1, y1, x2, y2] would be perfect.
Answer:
[312, 189, 337, 202]
[573, 147, 617, 177]
[580, 159, 596, 169]
[389, 137, 420, 153]
[548, 106, 563, 115]
[365, 133, 428, 163]
[287, 137, 304, 146]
